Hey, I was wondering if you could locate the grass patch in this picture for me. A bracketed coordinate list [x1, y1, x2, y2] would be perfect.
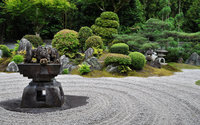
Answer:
[0, 57, 12, 72]
[168, 62, 200, 70]
[71, 64, 175, 78]
[127, 65, 174, 77]
[162, 64, 181, 72]
[71, 67, 124, 78]
[195, 80, 200, 86]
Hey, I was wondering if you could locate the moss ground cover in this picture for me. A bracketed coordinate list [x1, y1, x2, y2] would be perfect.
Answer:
[195, 80, 200, 86]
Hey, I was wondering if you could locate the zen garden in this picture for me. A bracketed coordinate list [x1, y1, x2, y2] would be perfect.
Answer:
[0, 0, 200, 125]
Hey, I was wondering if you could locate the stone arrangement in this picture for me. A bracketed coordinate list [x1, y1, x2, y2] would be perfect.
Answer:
[18, 44, 64, 108]
[185, 52, 200, 66]
[145, 49, 161, 68]
[155, 49, 168, 65]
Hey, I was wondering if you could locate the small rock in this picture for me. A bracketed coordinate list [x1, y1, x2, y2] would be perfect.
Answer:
[85, 57, 101, 70]
[6, 61, 19, 72]
[106, 65, 118, 73]
[59, 55, 70, 73]
[185, 52, 200, 66]
[84, 48, 94, 60]
[0, 49, 2, 58]
[178, 57, 184, 63]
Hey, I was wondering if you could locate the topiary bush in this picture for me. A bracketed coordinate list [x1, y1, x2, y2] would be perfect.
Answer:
[85, 35, 104, 50]
[110, 43, 129, 55]
[78, 63, 91, 75]
[128, 52, 146, 70]
[95, 17, 119, 28]
[0, 45, 11, 57]
[52, 29, 79, 58]
[23, 35, 43, 47]
[91, 25, 118, 41]
[91, 11, 119, 45]
[100, 11, 119, 21]
[105, 53, 131, 66]
[78, 26, 93, 49]
[12, 55, 24, 64]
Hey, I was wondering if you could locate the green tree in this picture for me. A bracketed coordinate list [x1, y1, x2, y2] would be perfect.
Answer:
[118, 0, 145, 33]
[80, 0, 130, 13]
[0, 2, 6, 42]
[3, 0, 75, 36]
[159, 0, 171, 21]
[185, 0, 200, 32]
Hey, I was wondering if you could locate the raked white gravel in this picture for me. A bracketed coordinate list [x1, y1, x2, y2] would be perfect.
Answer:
[0, 69, 200, 125]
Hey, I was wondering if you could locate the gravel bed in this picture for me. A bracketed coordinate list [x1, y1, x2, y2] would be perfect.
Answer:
[0, 69, 200, 125]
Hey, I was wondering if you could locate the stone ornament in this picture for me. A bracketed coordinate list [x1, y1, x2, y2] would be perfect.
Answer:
[18, 41, 64, 108]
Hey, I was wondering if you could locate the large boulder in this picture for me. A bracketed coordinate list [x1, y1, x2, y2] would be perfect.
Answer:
[84, 48, 94, 60]
[59, 55, 77, 73]
[106, 65, 118, 73]
[18, 38, 32, 51]
[59, 55, 70, 73]
[185, 52, 200, 66]
[6, 61, 19, 72]
[0, 49, 2, 58]
[85, 57, 101, 70]
[18, 38, 33, 63]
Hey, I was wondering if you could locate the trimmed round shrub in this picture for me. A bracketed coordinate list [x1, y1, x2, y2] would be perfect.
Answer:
[52, 29, 79, 57]
[95, 17, 119, 28]
[110, 43, 129, 55]
[0, 45, 11, 57]
[100, 11, 119, 21]
[91, 25, 118, 39]
[105, 53, 131, 66]
[85, 36, 104, 49]
[78, 26, 93, 48]
[23, 35, 43, 47]
[12, 55, 24, 64]
[128, 52, 146, 70]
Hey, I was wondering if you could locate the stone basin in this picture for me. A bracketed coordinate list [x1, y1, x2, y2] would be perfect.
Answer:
[18, 63, 61, 82]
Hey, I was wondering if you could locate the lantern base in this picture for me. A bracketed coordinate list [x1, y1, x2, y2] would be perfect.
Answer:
[21, 80, 64, 108]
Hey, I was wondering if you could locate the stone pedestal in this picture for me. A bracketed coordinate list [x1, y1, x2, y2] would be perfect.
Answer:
[21, 80, 64, 108]
[18, 64, 64, 108]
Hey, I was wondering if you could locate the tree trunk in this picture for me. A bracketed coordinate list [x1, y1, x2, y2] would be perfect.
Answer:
[64, 13, 67, 29]
[0, 24, 5, 43]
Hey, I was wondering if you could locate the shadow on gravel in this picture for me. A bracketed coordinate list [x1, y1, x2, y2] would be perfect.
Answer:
[0, 95, 89, 114]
